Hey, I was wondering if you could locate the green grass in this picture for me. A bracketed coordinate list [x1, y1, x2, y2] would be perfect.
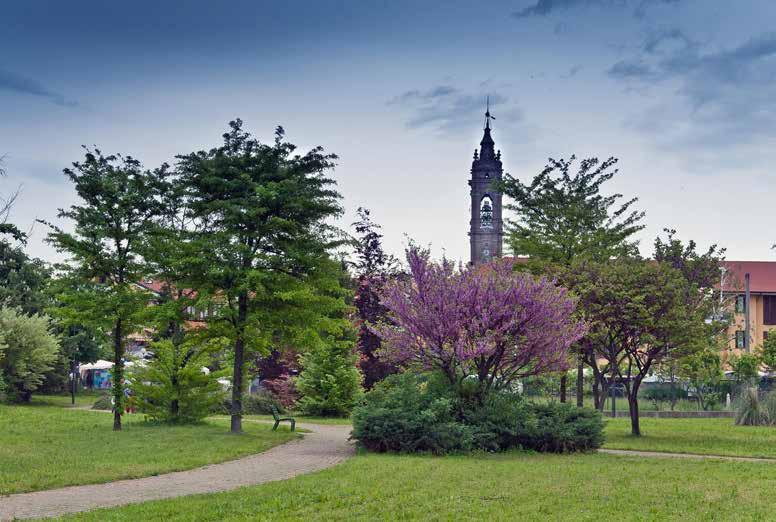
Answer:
[67, 451, 776, 521]
[32, 391, 105, 409]
[603, 417, 776, 458]
[0, 404, 298, 494]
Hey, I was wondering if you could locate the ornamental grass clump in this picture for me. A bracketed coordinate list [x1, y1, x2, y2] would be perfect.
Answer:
[735, 387, 774, 426]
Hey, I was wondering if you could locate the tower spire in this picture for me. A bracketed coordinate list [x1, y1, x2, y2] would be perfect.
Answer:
[479, 97, 496, 158]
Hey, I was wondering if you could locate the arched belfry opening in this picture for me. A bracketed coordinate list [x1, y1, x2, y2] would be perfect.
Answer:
[468, 98, 504, 265]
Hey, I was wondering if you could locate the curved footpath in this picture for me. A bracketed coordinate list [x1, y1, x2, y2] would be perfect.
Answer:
[0, 422, 353, 521]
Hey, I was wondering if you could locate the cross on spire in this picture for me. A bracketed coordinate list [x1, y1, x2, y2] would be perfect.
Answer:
[484, 95, 496, 130]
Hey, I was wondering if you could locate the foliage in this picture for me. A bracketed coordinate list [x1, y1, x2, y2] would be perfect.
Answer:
[351, 372, 471, 454]
[571, 257, 705, 435]
[176, 119, 345, 433]
[92, 393, 112, 410]
[351, 372, 603, 454]
[641, 386, 689, 410]
[220, 390, 286, 415]
[296, 335, 362, 417]
[735, 387, 772, 426]
[678, 347, 723, 410]
[260, 375, 299, 409]
[729, 352, 760, 384]
[43, 149, 165, 430]
[0, 241, 51, 314]
[351, 207, 398, 389]
[0, 307, 60, 402]
[374, 249, 585, 401]
[130, 339, 225, 424]
[498, 155, 646, 405]
[520, 402, 604, 453]
[759, 333, 776, 373]
[499, 155, 645, 264]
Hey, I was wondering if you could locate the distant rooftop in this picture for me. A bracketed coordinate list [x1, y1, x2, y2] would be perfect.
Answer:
[722, 260, 776, 294]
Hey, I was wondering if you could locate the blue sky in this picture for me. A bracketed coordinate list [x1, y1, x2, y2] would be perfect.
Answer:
[2, 0, 776, 263]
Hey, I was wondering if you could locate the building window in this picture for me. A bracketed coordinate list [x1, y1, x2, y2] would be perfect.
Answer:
[480, 196, 493, 229]
[735, 295, 746, 314]
[764, 296, 776, 325]
[735, 330, 746, 349]
[481, 248, 491, 262]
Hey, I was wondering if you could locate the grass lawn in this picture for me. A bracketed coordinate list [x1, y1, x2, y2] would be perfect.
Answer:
[603, 417, 776, 458]
[32, 390, 105, 409]
[67, 451, 776, 521]
[0, 404, 298, 495]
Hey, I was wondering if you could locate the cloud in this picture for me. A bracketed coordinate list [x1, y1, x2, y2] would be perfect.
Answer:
[0, 68, 77, 107]
[389, 86, 521, 133]
[513, 0, 681, 19]
[610, 30, 776, 152]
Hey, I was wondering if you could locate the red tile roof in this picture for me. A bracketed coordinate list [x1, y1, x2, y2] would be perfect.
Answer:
[722, 261, 776, 294]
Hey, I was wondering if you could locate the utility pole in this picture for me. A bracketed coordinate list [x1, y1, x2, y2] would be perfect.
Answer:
[745, 272, 751, 352]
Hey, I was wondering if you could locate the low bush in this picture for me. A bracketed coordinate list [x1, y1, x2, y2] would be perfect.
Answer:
[218, 390, 286, 416]
[519, 402, 604, 452]
[92, 393, 112, 410]
[351, 372, 471, 454]
[352, 372, 605, 454]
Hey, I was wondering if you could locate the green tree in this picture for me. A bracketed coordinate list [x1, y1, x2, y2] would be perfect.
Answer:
[760, 334, 776, 373]
[678, 347, 723, 411]
[296, 332, 362, 417]
[177, 120, 345, 433]
[130, 336, 226, 423]
[43, 149, 164, 430]
[572, 258, 703, 435]
[729, 352, 760, 385]
[499, 155, 645, 405]
[653, 229, 726, 410]
[0, 242, 51, 314]
[0, 307, 60, 402]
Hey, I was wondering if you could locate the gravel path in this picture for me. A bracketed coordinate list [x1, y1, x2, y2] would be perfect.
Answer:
[599, 448, 776, 463]
[0, 422, 353, 521]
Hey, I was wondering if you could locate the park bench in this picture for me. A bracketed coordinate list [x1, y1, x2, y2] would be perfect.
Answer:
[271, 405, 296, 432]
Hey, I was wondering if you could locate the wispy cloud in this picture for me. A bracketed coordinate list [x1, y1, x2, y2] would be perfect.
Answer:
[389, 86, 520, 133]
[513, 0, 681, 19]
[610, 30, 776, 150]
[0, 68, 77, 107]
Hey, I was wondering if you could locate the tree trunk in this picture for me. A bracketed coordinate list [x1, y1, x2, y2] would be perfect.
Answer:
[230, 293, 248, 434]
[112, 318, 124, 431]
[628, 382, 641, 436]
[559, 374, 567, 403]
[71, 360, 78, 406]
[576, 355, 584, 407]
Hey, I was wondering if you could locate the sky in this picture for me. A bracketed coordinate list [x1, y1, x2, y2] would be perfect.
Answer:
[2, 0, 776, 265]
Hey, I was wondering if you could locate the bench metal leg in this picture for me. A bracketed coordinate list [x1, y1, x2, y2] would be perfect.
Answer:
[273, 420, 280, 431]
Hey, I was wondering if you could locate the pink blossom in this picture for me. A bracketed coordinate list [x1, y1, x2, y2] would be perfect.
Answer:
[372, 249, 586, 393]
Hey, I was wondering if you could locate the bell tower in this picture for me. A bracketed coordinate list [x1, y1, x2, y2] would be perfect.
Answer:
[468, 100, 504, 265]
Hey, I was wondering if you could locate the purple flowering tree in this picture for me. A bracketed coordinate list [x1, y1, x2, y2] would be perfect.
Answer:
[373, 249, 585, 400]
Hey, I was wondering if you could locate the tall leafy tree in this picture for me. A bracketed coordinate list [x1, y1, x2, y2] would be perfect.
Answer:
[177, 120, 345, 433]
[499, 155, 645, 405]
[351, 207, 398, 388]
[0, 241, 51, 314]
[653, 228, 726, 408]
[44, 149, 164, 430]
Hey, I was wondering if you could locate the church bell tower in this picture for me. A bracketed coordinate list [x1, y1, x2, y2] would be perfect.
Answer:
[468, 100, 504, 265]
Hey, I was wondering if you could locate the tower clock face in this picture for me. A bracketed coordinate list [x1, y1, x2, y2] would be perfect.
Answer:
[482, 248, 490, 261]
